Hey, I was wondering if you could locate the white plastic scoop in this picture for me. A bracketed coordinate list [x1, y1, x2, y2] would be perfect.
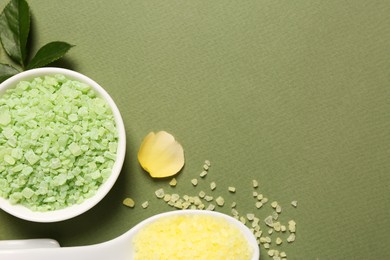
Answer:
[0, 210, 260, 260]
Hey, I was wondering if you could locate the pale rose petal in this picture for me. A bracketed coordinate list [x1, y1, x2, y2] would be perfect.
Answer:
[138, 131, 185, 178]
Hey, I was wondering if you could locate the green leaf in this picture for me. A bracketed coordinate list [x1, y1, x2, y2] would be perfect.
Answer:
[26, 41, 74, 70]
[0, 0, 30, 67]
[0, 63, 20, 83]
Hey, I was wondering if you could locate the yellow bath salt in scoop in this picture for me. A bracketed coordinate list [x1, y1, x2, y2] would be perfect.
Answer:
[132, 211, 256, 259]
[138, 131, 185, 178]
[0, 210, 260, 260]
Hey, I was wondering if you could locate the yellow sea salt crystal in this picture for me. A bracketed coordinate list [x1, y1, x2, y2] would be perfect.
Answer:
[169, 178, 177, 187]
[288, 220, 296, 232]
[141, 201, 149, 209]
[138, 131, 185, 178]
[228, 186, 236, 193]
[246, 213, 255, 221]
[200, 170, 208, 178]
[264, 215, 274, 227]
[163, 194, 171, 202]
[191, 178, 198, 186]
[287, 233, 296, 243]
[216, 196, 225, 206]
[291, 200, 298, 207]
[204, 160, 211, 167]
[204, 195, 213, 202]
[123, 198, 135, 208]
[206, 204, 216, 211]
[252, 180, 259, 188]
[280, 225, 287, 232]
[155, 188, 165, 199]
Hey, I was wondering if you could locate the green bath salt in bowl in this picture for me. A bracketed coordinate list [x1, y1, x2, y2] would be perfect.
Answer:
[0, 68, 126, 222]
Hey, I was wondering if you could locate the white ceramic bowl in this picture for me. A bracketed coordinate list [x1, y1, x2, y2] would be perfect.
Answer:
[0, 68, 126, 222]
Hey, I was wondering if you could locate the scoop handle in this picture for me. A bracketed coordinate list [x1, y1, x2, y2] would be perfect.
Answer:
[0, 239, 60, 250]
[0, 238, 133, 260]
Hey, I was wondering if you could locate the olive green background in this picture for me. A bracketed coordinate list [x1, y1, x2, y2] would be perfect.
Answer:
[1, 0, 390, 259]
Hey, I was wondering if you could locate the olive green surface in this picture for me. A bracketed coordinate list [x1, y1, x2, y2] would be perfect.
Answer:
[1, 0, 390, 259]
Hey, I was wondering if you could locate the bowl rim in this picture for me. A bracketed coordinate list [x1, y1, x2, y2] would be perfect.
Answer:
[0, 67, 126, 222]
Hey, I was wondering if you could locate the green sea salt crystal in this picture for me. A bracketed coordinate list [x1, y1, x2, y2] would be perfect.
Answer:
[11, 164, 24, 173]
[68, 142, 82, 157]
[0, 108, 11, 126]
[2, 127, 15, 139]
[24, 150, 40, 165]
[21, 187, 35, 199]
[4, 155, 15, 165]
